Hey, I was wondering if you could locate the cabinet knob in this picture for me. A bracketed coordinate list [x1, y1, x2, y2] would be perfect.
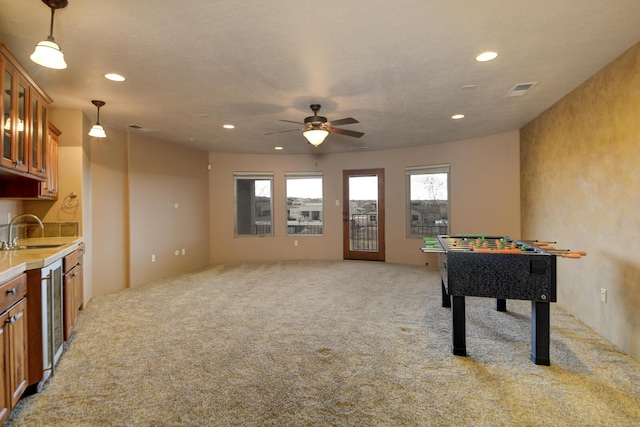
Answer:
[6, 316, 16, 325]
[6, 288, 16, 296]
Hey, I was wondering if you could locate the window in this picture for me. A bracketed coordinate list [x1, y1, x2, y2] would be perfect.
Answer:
[234, 173, 273, 236]
[286, 173, 323, 236]
[406, 164, 450, 237]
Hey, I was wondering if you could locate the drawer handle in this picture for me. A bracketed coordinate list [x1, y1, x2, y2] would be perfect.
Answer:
[6, 288, 16, 296]
[6, 315, 17, 325]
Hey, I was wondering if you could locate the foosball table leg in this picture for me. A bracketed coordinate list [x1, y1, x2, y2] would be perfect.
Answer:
[441, 280, 451, 308]
[451, 295, 467, 356]
[531, 301, 551, 366]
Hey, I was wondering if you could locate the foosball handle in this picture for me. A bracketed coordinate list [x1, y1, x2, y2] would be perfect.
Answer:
[561, 253, 582, 259]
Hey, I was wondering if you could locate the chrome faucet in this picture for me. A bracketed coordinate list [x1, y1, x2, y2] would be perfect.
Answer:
[2, 213, 44, 250]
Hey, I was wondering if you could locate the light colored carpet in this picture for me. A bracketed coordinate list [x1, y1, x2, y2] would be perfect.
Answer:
[6, 261, 640, 426]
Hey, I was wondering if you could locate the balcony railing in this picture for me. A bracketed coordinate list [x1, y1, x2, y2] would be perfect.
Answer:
[287, 224, 323, 235]
[410, 225, 448, 237]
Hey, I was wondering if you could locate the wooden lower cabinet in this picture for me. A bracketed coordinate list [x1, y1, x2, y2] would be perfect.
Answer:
[0, 310, 9, 424]
[63, 244, 84, 341]
[0, 273, 28, 424]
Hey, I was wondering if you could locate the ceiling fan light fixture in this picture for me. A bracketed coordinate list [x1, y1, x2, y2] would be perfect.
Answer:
[31, 0, 69, 69]
[89, 100, 107, 138]
[303, 129, 329, 146]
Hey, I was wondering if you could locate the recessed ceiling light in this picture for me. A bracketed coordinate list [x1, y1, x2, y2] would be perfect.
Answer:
[475, 51, 498, 62]
[451, 114, 465, 120]
[223, 124, 235, 129]
[274, 146, 284, 150]
[104, 73, 125, 82]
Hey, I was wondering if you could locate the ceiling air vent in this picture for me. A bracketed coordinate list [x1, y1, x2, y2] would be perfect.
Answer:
[506, 82, 537, 97]
[128, 124, 155, 132]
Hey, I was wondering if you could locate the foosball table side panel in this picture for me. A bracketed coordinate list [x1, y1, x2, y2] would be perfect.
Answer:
[446, 252, 557, 302]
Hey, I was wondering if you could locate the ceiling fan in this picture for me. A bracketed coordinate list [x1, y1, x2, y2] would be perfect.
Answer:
[265, 104, 364, 146]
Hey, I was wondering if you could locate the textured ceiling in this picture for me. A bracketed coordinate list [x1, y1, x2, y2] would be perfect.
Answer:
[1, 0, 639, 154]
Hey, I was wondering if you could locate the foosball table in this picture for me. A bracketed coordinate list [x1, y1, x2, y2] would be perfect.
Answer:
[421, 235, 586, 365]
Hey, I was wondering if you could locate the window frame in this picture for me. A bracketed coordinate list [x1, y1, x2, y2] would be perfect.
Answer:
[405, 164, 450, 238]
[285, 172, 324, 237]
[233, 172, 274, 237]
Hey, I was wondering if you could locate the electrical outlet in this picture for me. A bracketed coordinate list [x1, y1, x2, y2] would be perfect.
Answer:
[151, 254, 156, 262]
[600, 288, 607, 303]
[182, 248, 186, 255]
[294, 240, 298, 247]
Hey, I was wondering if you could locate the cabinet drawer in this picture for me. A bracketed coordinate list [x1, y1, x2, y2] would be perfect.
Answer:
[64, 243, 84, 273]
[0, 273, 26, 313]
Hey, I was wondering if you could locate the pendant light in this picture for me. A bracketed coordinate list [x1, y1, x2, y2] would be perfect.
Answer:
[30, 0, 68, 70]
[88, 100, 107, 138]
[303, 129, 329, 147]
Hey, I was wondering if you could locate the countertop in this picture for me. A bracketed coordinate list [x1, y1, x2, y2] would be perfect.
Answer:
[0, 237, 84, 283]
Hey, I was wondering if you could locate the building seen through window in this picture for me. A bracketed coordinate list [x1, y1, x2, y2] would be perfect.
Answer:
[406, 164, 450, 237]
[286, 174, 323, 236]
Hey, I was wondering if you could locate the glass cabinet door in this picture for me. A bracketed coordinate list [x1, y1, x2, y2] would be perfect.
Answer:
[2, 68, 12, 165]
[15, 77, 27, 171]
[29, 93, 48, 177]
[0, 65, 29, 172]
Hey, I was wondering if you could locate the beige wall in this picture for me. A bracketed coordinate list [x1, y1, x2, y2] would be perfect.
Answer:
[209, 130, 521, 266]
[128, 133, 210, 287]
[89, 129, 210, 293]
[27, 109, 212, 300]
[0, 200, 22, 226]
[521, 42, 640, 361]
[89, 127, 129, 297]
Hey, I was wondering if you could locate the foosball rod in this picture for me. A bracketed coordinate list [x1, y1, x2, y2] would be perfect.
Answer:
[420, 248, 444, 253]
[521, 240, 558, 246]
[538, 247, 588, 258]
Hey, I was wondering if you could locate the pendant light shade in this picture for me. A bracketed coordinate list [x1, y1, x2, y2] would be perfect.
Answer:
[89, 100, 107, 138]
[88, 124, 106, 138]
[4, 117, 25, 132]
[303, 129, 329, 147]
[31, 39, 67, 70]
[31, 0, 68, 70]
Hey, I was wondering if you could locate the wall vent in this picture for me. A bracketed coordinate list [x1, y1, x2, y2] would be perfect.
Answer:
[128, 124, 155, 132]
[506, 82, 537, 97]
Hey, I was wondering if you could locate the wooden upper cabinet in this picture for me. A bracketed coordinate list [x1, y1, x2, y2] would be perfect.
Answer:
[40, 123, 60, 199]
[1, 54, 30, 173]
[0, 43, 53, 181]
[29, 93, 48, 178]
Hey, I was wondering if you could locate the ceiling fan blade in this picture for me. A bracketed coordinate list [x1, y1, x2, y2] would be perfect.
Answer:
[264, 128, 300, 135]
[327, 117, 359, 127]
[329, 127, 364, 138]
[279, 119, 304, 125]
